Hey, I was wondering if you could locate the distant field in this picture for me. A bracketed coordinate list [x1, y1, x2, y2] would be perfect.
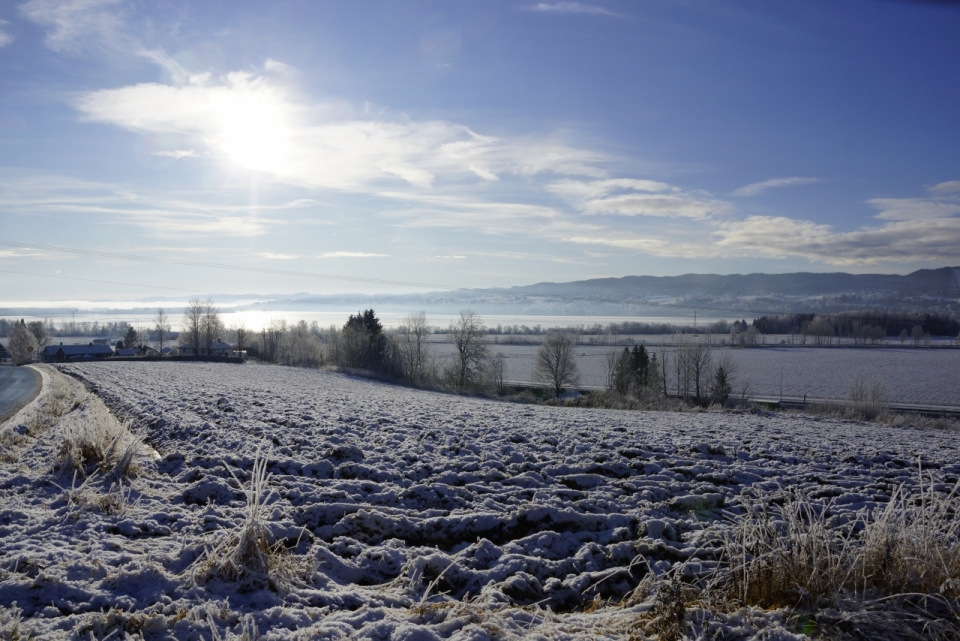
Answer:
[429, 343, 960, 406]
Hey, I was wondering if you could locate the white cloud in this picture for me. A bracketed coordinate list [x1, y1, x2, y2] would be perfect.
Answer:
[930, 180, 960, 195]
[0, 19, 14, 47]
[316, 251, 389, 258]
[548, 178, 674, 200]
[257, 252, 298, 260]
[20, 0, 125, 53]
[152, 149, 197, 159]
[564, 235, 715, 259]
[715, 214, 960, 265]
[434, 255, 466, 259]
[549, 178, 725, 219]
[868, 197, 960, 221]
[582, 193, 721, 218]
[74, 65, 613, 191]
[731, 176, 822, 197]
[525, 2, 618, 17]
[0, 248, 51, 259]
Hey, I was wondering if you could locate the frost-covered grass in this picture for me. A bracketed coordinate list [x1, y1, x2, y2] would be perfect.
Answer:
[56, 400, 149, 480]
[1, 361, 959, 639]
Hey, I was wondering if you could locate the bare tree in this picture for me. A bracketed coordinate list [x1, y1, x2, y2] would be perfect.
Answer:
[286, 320, 323, 367]
[491, 352, 506, 395]
[233, 321, 249, 357]
[677, 337, 712, 402]
[181, 298, 204, 357]
[603, 349, 620, 391]
[26, 321, 50, 351]
[450, 310, 488, 389]
[154, 308, 170, 354]
[534, 331, 580, 398]
[9, 320, 37, 365]
[261, 318, 287, 364]
[912, 324, 924, 346]
[201, 298, 222, 357]
[655, 346, 671, 397]
[691, 341, 713, 402]
[396, 311, 430, 382]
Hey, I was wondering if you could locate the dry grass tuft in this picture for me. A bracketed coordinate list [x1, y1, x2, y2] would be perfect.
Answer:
[58, 473, 137, 516]
[644, 577, 687, 641]
[57, 403, 147, 479]
[708, 475, 960, 638]
[0, 604, 31, 641]
[196, 452, 312, 592]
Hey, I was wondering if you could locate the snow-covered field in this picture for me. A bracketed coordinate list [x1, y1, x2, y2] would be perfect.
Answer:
[430, 343, 960, 406]
[2, 361, 959, 639]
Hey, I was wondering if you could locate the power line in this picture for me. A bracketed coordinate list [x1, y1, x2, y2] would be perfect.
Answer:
[0, 268, 217, 296]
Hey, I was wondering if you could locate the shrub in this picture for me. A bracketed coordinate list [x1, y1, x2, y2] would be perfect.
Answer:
[849, 374, 889, 420]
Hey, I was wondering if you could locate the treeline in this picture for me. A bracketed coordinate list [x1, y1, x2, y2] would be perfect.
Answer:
[480, 319, 733, 336]
[0, 318, 177, 341]
[751, 311, 959, 339]
[244, 309, 505, 394]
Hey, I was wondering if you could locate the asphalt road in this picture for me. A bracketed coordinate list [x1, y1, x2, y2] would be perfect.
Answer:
[0, 366, 42, 425]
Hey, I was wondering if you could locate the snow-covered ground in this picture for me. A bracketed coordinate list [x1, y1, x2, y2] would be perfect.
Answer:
[2, 361, 959, 639]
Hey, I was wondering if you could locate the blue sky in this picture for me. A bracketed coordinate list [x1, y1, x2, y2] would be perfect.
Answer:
[1, 0, 959, 301]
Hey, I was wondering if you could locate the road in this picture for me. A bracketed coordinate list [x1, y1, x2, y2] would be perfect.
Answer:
[0, 366, 42, 424]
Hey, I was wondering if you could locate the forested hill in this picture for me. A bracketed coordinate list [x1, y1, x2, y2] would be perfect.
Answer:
[508, 267, 960, 299]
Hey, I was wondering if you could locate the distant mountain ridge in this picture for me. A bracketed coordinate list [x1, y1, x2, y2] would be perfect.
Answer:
[508, 267, 960, 299]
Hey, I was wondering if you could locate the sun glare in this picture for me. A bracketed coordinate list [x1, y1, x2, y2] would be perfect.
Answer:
[214, 91, 289, 174]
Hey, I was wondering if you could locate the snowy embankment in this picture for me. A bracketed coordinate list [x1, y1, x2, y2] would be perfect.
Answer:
[1, 362, 958, 639]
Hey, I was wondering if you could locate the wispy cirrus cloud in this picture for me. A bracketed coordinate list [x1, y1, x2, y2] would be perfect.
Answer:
[257, 252, 299, 260]
[0, 169, 277, 237]
[731, 176, 823, 197]
[525, 2, 618, 17]
[564, 235, 717, 259]
[549, 178, 728, 219]
[0, 19, 14, 47]
[152, 149, 197, 159]
[316, 251, 389, 258]
[20, 0, 125, 53]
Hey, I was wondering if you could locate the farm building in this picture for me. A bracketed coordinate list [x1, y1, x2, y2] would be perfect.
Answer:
[42, 343, 114, 362]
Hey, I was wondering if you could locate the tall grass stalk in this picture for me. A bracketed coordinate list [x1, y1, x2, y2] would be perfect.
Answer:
[199, 451, 311, 592]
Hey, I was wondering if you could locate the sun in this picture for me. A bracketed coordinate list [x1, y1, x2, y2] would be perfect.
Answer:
[214, 90, 289, 174]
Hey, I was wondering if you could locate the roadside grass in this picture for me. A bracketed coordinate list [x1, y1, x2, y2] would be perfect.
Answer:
[0, 367, 85, 464]
[56, 401, 148, 480]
